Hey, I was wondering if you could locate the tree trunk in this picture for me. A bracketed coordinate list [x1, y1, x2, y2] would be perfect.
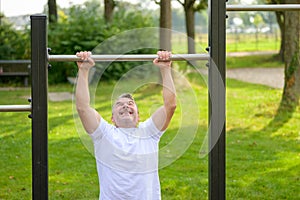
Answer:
[48, 0, 57, 24]
[184, 0, 196, 54]
[268, 0, 285, 61]
[184, 3, 195, 54]
[159, 0, 172, 51]
[274, 11, 285, 61]
[104, 0, 115, 23]
[281, 0, 300, 108]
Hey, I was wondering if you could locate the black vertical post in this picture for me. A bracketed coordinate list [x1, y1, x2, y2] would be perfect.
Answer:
[31, 15, 48, 200]
[208, 0, 226, 200]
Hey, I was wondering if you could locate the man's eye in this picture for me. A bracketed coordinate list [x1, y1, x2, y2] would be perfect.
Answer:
[128, 101, 134, 105]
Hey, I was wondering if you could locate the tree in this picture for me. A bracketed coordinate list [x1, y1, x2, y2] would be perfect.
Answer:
[0, 19, 30, 60]
[47, 1, 156, 83]
[267, 0, 285, 61]
[159, 0, 172, 51]
[104, 0, 115, 23]
[263, 0, 300, 132]
[281, 0, 300, 108]
[48, 0, 58, 23]
[176, 0, 207, 54]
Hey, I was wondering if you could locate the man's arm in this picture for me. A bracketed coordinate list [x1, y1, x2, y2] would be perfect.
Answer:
[152, 51, 177, 131]
[75, 51, 101, 134]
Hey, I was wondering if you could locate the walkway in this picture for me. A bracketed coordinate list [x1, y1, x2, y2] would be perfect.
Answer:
[227, 67, 284, 89]
[226, 51, 283, 89]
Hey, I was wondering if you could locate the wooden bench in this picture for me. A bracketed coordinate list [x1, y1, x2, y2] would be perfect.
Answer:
[0, 60, 31, 86]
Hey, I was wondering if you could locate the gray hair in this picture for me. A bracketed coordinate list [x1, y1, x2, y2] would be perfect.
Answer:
[112, 93, 135, 110]
[117, 93, 134, 101]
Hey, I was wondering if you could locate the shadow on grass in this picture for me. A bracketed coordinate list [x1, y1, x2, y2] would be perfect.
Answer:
[260, 99, 299, 133]
[227, 124, 300, 199]
[243, 163, 300, 199]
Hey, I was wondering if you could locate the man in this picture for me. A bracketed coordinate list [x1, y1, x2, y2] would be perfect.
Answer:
[75, 50, 176, 200]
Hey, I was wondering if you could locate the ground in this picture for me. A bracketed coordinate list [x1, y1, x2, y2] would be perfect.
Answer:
[226, 67, 283, 89]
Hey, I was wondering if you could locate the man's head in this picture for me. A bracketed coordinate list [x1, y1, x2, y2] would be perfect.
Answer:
[111, 93, 139, 128]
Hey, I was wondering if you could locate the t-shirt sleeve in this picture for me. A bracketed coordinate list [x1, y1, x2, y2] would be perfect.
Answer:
[139, 117, 165, 141]
[89, 117, 114, 142]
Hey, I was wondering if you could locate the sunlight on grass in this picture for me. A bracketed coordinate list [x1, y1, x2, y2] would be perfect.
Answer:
[226, 54, 284, 69]
[172, 33, 280, 54]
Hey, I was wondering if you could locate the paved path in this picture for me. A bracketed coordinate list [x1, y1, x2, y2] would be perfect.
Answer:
[226, 51, 283, 89]
[227, 67, 284, 89]
[197, 66, 284, 89]
[227, 50, 277, 57]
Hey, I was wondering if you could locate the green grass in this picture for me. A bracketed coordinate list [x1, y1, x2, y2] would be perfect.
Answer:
[0, 70, 299, 199]
[226, 54, 284, 69]
[226, 33, 280, 52]
[171, 33, 280, 54]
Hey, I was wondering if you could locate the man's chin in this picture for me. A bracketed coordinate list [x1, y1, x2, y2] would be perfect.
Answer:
[117, 119, 137, 128]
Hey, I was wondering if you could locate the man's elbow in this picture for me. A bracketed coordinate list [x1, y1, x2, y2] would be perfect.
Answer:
[167, 101, 177, 114]
[76, 103, 88, 114]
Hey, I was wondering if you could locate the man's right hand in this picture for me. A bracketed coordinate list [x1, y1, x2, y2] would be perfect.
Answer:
[76, 51, 95, 70]
[153, 51, 172, 69]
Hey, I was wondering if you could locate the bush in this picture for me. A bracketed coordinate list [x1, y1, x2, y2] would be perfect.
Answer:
[0, 18, 30, 60]
[48, 1, 157, 84]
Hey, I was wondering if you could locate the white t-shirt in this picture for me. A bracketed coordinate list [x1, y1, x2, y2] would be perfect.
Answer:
[90, 117, 164, 200]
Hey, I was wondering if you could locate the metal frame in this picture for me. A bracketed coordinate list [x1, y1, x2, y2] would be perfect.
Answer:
[0, 60, 31, 64]
[0, 60, 31, 86]
[31, 15, 48, 200]
[209, 1, 226, 199]
[227, 4, 300, 11]
[0, 105, 31, 112]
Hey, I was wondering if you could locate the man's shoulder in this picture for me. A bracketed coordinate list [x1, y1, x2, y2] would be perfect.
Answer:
[138, 117, 153, 128]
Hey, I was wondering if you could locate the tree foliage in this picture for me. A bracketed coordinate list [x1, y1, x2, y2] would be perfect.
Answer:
[47, 1, 156, 83]
[0, 19, 30, 60]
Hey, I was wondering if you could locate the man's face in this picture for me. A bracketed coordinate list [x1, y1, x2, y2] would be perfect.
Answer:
[112, 97, 139, 128]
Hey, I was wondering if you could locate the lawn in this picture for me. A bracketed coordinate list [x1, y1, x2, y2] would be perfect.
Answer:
[172, 32, 280, 54]
[0, 62, 299, 200]
[226, 54, 284, 69]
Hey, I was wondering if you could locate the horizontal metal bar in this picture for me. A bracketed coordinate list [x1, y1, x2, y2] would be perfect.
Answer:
[0, 72, 29, 76]
[48, 54, 210, 62]
[227, 4, 300, 11]
[0, 105, 31, 112]
[0, 60, 31, 64]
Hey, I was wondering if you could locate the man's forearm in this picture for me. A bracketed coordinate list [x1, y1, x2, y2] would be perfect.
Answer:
[160, 68, 176, 109]
[75, 51, 100, 133]
[76, 68, 91, 110]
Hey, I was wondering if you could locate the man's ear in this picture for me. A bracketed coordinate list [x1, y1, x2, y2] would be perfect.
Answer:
[111, 115, 115, 124]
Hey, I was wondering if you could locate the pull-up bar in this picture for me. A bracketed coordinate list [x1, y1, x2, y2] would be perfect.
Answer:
[0, 105, 31, 112]
[227, 4, 300, 11]
[48, 53, 210, 62]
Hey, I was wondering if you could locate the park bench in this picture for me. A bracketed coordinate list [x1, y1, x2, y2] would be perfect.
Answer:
[0, 60, 31, 86]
